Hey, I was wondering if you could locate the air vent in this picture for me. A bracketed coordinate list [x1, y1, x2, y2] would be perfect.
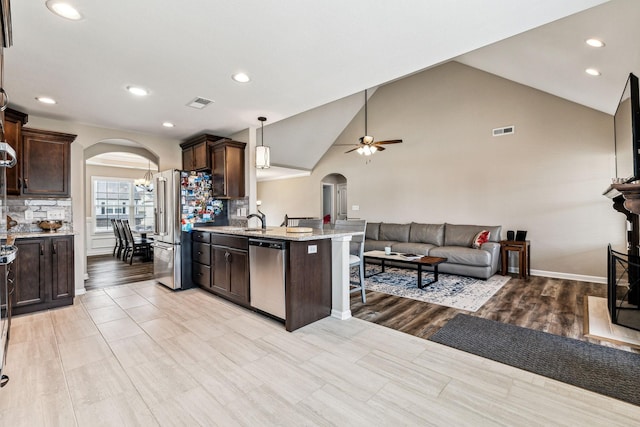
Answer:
[186, 97, 214, 109]
[492, 126, 515, 137]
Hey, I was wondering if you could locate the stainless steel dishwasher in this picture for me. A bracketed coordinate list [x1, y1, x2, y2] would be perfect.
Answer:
[249, 238, 287, 320]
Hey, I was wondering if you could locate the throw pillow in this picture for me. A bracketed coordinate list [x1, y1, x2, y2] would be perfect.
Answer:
[472, 230, 490, 249]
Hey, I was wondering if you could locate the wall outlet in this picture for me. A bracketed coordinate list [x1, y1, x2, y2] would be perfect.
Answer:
[24, 210, 33, 220]
[352, 205, 359, 211]
[307, 244, 317, 254]
[240, 208, 247, 216]
[47, 210, 65, 220]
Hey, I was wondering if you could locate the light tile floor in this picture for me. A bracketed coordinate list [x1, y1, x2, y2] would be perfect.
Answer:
[2, 280, 640, 426]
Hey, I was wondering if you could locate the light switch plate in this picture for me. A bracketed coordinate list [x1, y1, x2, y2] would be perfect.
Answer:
[24, 210, 33, 220]
[352, 205, 359, 211]
[308, 245, 317, 254]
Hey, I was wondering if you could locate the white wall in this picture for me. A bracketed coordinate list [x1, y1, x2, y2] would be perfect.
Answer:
[257, 62, 624, 281]
[22, 115, 181, 293]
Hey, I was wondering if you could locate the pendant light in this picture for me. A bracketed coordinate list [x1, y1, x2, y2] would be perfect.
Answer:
[135, 160, 154, 192]
[256, 116, 270, 169]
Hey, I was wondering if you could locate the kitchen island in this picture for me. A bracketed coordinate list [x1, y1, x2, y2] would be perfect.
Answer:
[191, 225, 362, 331]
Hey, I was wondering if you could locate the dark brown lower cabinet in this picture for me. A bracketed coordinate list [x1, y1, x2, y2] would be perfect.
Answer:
[12, 235, 75, 315]
[211, 246, 249, 306]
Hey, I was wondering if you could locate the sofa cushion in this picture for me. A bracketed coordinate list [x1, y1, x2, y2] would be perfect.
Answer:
[409, 223, 444, 246]
[391, 242, 435, 256]
[365, 222, 380, 241]
[379, 223, 410, 242]
[444, 224, 502, 246]
[429, 246, 491, 267]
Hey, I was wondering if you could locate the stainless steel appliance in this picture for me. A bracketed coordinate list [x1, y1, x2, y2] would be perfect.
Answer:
[0, 142, 18, 389]
[153, 169, 227, 289]
[249, 238, 287, 319]
[153, 169, 182, 289]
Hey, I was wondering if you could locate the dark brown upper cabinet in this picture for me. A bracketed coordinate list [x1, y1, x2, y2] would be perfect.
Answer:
[210, 139, 246, 198]
[21, 128, 76, 197]
[180, 133, 227, 171]
[3, 108, 28, 196]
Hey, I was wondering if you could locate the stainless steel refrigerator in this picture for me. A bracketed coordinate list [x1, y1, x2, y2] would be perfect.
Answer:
[153, 169, 227, 290]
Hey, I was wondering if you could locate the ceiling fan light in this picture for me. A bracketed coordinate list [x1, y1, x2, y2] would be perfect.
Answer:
[363, 135, 374, 144]
[370, 146, 377, 153]
[356, 147, 365, 155]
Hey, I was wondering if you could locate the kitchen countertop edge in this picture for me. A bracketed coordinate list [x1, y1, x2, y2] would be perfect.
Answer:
[192, 226, 363, 241]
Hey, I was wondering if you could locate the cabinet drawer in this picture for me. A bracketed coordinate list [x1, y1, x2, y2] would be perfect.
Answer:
[211, 234, 248, 251]
[192, 231, 211, 243]
[192, 262, 211, 287]
[192, 242, 211, 265]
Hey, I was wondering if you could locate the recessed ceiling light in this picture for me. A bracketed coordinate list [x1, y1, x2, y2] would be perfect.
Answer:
[36, 96, 57, 105]
[232, 72, 251, 83]
[46, 1, 82, 20]
[126, 86, 149, 96]
[586, 38, 605, 48]
[162, 122, 175, 128]
[585, 68, 601, 76]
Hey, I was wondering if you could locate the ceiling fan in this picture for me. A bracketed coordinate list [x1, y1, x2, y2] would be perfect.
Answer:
[345, 89, 402, 155]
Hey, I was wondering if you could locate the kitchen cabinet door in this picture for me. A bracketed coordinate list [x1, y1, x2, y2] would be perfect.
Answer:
[11, 238, 46, 309]
[51, 236, 74, 300]
[21, 128, 76, 197]
[211, 140, 245, 198]
[3, 108, 28, 195]
[211, 246, 249, 304]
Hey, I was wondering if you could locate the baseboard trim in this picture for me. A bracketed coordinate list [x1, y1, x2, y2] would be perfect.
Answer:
[508, 267, 606, 284]
[331, 309, 352, 320]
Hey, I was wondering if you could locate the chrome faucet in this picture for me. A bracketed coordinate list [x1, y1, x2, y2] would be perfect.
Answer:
[247, 210, 266, 229]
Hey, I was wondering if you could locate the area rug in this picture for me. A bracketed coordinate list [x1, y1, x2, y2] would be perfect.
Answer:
[429, 313, 640, 406]
[356, 266, 509, 312]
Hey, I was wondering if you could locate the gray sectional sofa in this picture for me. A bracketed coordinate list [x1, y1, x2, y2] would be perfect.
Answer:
[364, 222, 502, 279]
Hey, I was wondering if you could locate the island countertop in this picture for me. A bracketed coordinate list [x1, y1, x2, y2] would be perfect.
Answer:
[191, 225, 363, 241]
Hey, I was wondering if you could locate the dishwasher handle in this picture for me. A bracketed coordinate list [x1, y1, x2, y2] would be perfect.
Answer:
[248, 239, 286, 250]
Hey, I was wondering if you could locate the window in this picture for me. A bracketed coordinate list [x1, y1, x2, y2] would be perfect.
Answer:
[93, 177, 154, 233]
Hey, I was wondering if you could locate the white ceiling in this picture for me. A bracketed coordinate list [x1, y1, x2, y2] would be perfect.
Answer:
[3, 0, 623, 173]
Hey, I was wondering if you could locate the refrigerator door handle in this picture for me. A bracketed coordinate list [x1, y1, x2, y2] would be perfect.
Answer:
[155, 176, 167, 236]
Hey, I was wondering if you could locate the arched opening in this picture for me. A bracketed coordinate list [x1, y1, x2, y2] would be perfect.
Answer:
[320, 173, 347, 225]
[83, 140, 159, 288]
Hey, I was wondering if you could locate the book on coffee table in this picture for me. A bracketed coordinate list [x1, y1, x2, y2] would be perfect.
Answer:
[401, 253, 422, 260]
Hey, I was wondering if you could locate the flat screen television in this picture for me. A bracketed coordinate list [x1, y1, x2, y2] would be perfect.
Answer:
[614, 73, 640, 183]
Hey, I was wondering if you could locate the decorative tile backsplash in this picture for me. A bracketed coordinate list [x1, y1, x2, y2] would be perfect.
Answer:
[3, 198, 73, 233]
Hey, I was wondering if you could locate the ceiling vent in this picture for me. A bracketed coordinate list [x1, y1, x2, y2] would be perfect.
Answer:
[186, 97, 214, 109]
[492, 125, 515, 137]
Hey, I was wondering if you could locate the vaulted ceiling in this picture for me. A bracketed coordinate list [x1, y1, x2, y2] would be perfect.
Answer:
[7, 0, 634, 173]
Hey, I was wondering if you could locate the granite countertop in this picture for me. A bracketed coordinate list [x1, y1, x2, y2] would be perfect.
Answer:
[7, 230, 77, 238]
[192, 225, 363, 241]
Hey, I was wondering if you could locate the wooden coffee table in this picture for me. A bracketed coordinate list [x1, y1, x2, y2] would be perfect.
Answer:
[363, 250, 448, 289]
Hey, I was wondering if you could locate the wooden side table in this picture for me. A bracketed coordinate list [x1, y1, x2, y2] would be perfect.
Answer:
[500, 240, 530, 279]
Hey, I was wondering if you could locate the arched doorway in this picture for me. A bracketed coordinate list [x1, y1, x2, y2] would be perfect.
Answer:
[83, 140, 159, 288]
[321, 173, 347, 224]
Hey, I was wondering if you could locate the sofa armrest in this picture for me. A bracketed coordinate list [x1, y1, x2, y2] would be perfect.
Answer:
[480, 241, 501, 275]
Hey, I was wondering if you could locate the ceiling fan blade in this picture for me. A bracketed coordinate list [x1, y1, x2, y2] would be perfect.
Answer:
[374, 139, 403, 145]
[345, 146, 361, 153]
[375, 146, 386, 151]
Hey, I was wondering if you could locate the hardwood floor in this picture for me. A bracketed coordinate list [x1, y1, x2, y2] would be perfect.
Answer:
[351, 274, 640, 353]
[85, 254, 154, 291]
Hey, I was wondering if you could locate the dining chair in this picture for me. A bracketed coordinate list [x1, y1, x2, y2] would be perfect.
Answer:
[334, 219, 367, 303]
[110, 218, 124, 259]
[121, 219, 153, 264]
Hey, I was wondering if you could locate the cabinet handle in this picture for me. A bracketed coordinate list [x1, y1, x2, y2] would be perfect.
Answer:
[52, 243, 57, 255]
[225, 251, 231, 262]
[23, 178, 28, 189]
[40, 243, 44, 255]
